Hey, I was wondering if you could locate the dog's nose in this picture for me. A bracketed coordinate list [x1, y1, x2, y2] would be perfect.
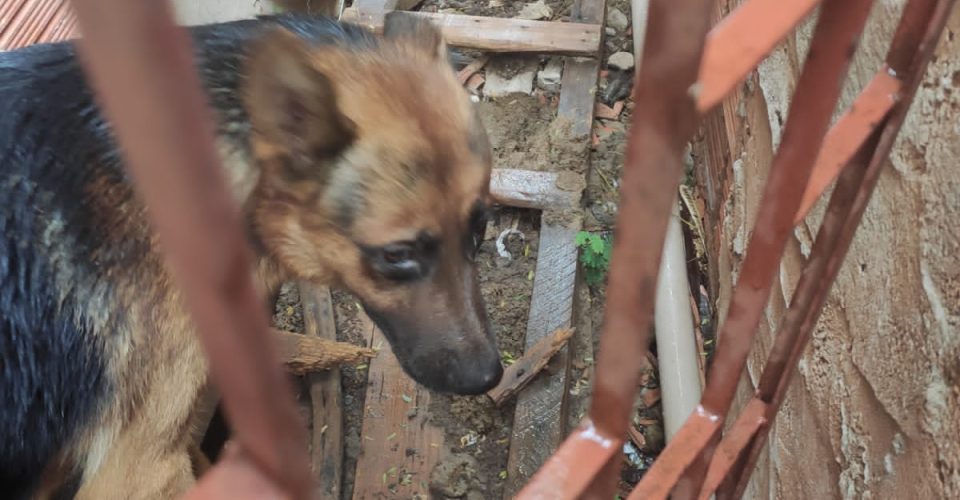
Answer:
[451, 355, 503, 395]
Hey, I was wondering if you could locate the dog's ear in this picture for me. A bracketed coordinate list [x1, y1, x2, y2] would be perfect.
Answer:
[244, 28, 355, 175]
[382, 12, 447, 62]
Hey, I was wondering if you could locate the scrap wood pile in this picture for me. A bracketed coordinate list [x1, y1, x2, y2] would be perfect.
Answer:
[0, 0, 76, 50]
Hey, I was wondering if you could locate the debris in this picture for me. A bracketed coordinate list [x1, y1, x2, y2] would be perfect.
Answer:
[466, 73, 486, 94]
[606, 7, 629, 32]
[274, 329, 376, 375]
[456, 56, 489, 85]
[487, 328, 575, 405]
[430, 453, 481, 498]
[495, 228, 526, 259]
[640, 387, 661, 408]
[595, 101, 624, 120]
[608, 51, 635, 72]
[484, 57, 538, 97]
[627, 425, 646, 450]
[623, 440, 644, 467]
[516, 0, 553, 21]
[536, 58, 564, 92]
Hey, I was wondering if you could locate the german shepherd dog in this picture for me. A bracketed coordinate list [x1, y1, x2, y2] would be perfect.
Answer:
[0, 13, 502, 499]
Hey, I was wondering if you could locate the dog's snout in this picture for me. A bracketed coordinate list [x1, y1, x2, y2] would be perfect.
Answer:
[446, 352, 503, 395]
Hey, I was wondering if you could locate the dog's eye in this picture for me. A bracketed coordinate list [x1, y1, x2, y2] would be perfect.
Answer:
[383, 245, 413, 264]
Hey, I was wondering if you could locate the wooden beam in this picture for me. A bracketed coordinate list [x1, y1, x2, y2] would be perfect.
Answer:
[487, 327, 574, 405]
[300, 284, 345, 500]
[490, 168, 584, 211]
[504, 0, 602, 493]
[341, 9, 602, 56]
[505, 214, 582, 495]
[274, 329, 376, 375]
[351, 313, 444, 499]
[350, 0, 421, 10]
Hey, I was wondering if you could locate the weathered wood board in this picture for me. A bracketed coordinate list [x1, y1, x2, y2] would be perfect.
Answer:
[351, 313, 444, 499]
[341, 9, 602, 56]
[300, 284, 345, 500]
[503, 0, 603, 493]
[505, 215, 582, 495]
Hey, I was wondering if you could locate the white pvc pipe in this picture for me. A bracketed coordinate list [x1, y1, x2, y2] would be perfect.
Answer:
[655, 203, 703, 441]
[631, 0, 703, 443]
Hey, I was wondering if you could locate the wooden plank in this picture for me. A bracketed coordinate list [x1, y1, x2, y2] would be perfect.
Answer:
[351, 313, 444, 499]
[505, 214, 582, 495]
[350, 0, 420, 10]
[490, 168, 584, 211]
[274, 329, 376, 374]
[301, 284, 345, 500]
[341, 9, 602, 56]
[487, 327, 574, 405]
[504, 0, 601, 493]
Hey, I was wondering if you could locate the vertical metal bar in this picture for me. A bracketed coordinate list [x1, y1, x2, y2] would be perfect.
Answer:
[630, 0, 876, 496]
[67, 0, 313, 497]
[515, 0, 714, 497]
[727, 0, 953, 497]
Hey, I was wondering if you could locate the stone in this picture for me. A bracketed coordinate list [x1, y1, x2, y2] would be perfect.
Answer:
[484, 57, 538, 97]
[536, 58, 564, 92]
[606, 7, 629, 31]
[516, 0, 553, 20]
[605, 27, 617, 37]
[607, 51, 635, 71]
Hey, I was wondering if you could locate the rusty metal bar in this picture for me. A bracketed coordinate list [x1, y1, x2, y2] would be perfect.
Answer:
[726, 1, 953, 497]
[515, 0, 715, 497]
[696, 0, 821, 112]
[696, 398, 768, 500]
[630, 0, 876, 496]
[67, 0, 312, 498]
[795, 70, 902, 223]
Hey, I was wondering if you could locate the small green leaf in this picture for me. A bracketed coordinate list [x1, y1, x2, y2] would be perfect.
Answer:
[589, 235, 606, 254]
[575, 231, 590, 246]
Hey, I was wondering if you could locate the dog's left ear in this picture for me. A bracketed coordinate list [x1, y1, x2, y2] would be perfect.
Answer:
[244, 28, 355, 171]
[382, 12, 447, 62]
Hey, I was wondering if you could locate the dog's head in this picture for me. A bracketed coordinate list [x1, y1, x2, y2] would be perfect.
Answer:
[245, 15, 502, 395]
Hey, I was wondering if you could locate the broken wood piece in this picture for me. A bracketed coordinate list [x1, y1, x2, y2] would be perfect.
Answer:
[300, 284, 344, 500]
[273, 329, 376, 375]
[595, 101, 624, 120]
[351, 313, 444, 499]
[489, 168, 583, 210]
[465, 73, 485, 93]
[341, 9, 602, 56]
[487, 327, 574, 405]
[627, 425, 647, 450]
[456, 56, 489, 85]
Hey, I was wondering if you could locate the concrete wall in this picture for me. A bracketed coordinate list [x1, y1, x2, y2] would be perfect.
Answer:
[170, 0, 277, 26]
[696, 2, 960, 498]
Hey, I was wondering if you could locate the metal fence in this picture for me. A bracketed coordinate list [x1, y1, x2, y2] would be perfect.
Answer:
[61, 0, 955, 498]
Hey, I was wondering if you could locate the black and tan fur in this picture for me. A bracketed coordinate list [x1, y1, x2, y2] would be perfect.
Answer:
[0, 13, 501, 499]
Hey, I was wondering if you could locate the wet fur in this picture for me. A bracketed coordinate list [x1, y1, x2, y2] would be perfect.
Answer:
[0, 14, 495, 499]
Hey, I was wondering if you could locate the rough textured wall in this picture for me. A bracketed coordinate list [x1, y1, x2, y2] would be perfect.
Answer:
[696, 2, 959, 498]
[170, 0, 276, 26]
